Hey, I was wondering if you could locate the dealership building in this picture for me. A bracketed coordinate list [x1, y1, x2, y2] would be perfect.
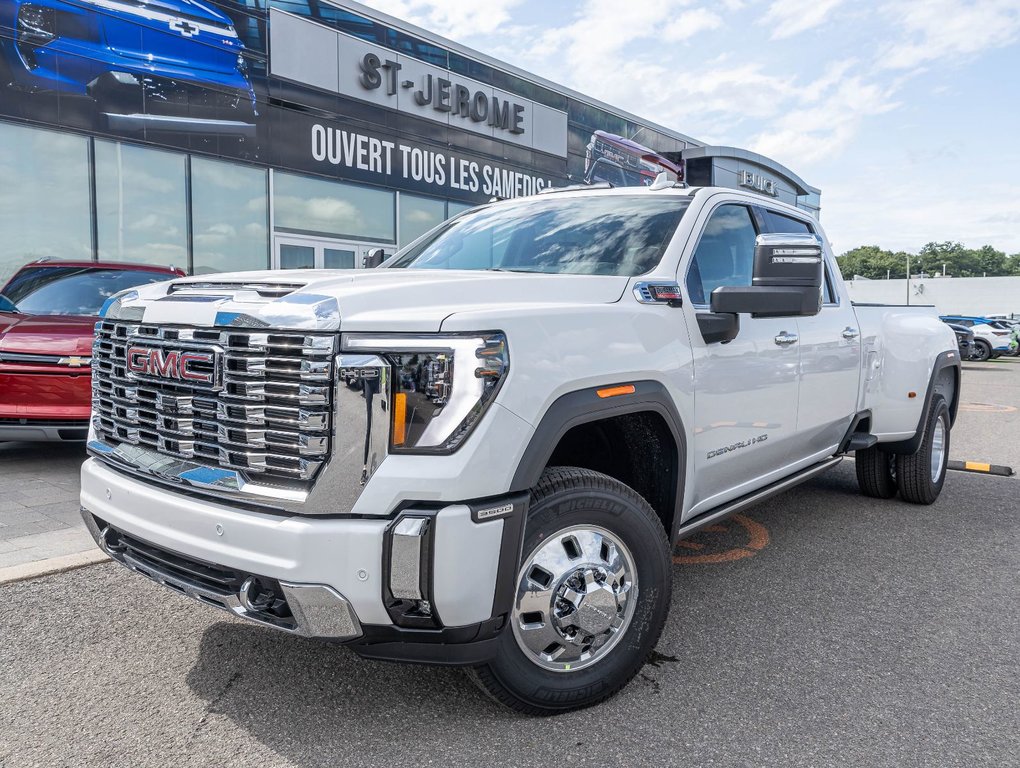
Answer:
[0, 0, 820, 282]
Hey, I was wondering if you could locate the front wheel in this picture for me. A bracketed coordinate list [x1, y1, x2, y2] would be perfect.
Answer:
[469, 467, 672, 715]
[897, 396, 951, 504]
[971, 340, 991, 362]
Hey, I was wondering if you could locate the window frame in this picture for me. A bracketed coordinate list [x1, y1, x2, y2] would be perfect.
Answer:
[755, 204, 840, 308]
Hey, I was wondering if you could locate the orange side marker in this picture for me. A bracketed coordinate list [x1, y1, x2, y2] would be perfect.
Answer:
[597, 384, 636, 399]
[392, 392, 407, 445]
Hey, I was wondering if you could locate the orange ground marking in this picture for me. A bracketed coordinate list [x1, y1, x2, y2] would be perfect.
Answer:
[673, 514, 770, 565]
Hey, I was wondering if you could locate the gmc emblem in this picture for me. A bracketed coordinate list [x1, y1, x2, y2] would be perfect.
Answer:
[126, 346, 219, 387]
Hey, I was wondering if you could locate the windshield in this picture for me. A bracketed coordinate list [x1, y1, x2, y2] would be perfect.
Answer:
[0, 266, 173, 316]
[386, 195, 690, 276]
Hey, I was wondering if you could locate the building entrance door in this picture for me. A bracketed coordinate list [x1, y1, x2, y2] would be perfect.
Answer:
[273, 235, 394, 270]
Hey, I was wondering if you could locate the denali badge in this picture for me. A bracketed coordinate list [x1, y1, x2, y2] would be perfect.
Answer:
[126, 346, 219, 387]
[707, 434, 768, 460]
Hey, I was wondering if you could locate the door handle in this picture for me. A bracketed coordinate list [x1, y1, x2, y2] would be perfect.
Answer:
[842, 327, 860, 341]
[774, 331, 799, 346]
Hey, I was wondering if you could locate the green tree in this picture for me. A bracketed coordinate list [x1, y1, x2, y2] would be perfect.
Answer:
[839, 242, 1017, 279]
[836, 245, 905, 280]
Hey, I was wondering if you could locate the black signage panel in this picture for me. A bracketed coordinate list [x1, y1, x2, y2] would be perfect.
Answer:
[267, 104, 564, 202]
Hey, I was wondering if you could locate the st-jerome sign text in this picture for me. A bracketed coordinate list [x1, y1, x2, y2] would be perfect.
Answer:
[360, 53, 526, 136]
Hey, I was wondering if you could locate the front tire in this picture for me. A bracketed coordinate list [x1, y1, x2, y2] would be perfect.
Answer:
[469, 467, 672, 715]
[971, 340, 991, 362]
[897, 396, 951, 505]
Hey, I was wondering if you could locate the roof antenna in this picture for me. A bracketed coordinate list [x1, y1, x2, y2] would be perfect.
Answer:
[648, 171, 683, 191]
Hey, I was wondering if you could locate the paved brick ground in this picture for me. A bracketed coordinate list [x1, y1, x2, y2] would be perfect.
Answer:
[0, 442, 93, 568]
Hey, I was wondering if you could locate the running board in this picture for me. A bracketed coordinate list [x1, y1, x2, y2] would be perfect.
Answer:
[676, 456, 843, 540]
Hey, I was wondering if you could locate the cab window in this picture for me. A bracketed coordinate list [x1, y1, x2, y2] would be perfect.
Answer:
[762, 209, 813, 234]
[685, 204, 757, 305]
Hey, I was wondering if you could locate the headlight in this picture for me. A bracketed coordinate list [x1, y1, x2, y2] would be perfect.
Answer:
[17, 5, 56, 46]
[342, 333, 508, 453]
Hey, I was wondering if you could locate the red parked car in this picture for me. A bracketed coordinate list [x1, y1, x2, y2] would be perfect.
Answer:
[0, 260, 184, 441]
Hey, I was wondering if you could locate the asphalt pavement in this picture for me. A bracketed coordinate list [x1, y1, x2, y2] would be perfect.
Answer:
[1, 358, 1018, 766]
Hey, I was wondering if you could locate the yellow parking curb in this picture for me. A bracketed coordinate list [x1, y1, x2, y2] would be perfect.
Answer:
[947, 460, 1014, 477]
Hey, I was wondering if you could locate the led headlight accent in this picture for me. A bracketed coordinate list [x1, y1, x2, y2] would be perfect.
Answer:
[343, 333, 508, 453]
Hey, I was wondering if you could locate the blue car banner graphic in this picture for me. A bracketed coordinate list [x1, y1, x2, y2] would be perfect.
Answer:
[0, 0, 258, 149]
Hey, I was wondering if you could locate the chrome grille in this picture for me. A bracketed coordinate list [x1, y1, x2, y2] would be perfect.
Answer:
[91, 321, 337, 482]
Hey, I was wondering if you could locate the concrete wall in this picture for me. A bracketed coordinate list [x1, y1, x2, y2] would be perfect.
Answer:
[845, 275, 1020, 317]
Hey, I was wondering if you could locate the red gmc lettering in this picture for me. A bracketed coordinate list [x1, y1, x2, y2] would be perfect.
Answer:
[125, 346, 214, 385]
[179, 352, 213, 383]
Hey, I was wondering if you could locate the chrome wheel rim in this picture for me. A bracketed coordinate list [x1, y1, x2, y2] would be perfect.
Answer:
[511, 525, 638, 672]
[930, 417, 947, 483]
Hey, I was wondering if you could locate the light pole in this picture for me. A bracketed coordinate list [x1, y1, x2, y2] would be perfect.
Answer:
[906, 254, 910, 305]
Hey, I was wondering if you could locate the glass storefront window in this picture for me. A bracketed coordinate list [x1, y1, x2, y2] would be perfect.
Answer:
[191, 157, 269, 275]
[399, 193, 445, 246]
[274, 172, 395, 242]
[0, 122, 92, 285]
[95, 141, 187, 268]
[323, 248, 355, 269]
[447, 201, 475, 219]
[279, 243, 315, 269]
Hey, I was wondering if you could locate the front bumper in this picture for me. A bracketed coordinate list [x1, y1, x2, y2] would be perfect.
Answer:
[82, 508, 362, 640]
[0, 419, 88, 441]
[86, 71, 256, 137]
[80, 458, 522, 660]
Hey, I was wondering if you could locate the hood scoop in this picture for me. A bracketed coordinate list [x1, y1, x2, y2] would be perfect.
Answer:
[166, 281, 307, 299]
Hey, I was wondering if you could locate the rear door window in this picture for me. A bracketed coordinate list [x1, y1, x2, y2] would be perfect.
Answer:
[762, 209, 814, 234]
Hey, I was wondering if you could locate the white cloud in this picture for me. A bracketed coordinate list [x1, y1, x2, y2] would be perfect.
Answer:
[823, 177, 1020, 254]
[761, 0, 846, 39]
[879, 0, 1020, 70]
[363, 0, 527, 36]
[663, 8, 724, 41]
[749, 72, 899, 166]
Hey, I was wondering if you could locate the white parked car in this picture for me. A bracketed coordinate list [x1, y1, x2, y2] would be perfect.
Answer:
[80, 182, 959, 714]
[938, 315, 1014, 361]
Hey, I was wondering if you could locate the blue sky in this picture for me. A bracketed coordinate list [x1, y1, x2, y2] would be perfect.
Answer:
[362, 0, 1020, 255]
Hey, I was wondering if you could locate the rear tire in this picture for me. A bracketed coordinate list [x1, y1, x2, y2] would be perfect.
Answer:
[971, 340, 991, 362]
[855, 445, 898, 499]
[469, 467, 672, 715]
[897, 396, 950, 505]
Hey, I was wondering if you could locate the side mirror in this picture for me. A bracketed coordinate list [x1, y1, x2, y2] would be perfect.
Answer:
[363, 248, 385, 269]
[0, 295, 17, 313]
[710, 234, 824, 318]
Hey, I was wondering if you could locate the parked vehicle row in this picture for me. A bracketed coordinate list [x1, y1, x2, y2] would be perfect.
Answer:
[939, 315, 1019, 361]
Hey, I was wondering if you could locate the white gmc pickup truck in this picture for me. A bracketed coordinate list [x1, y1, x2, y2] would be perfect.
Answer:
[80, 182, 960, 715]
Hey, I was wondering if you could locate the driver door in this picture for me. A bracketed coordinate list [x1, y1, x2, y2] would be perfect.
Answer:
[681, 201, 801, 517]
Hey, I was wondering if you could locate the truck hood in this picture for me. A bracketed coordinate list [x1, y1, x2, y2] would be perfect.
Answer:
[118, 269, 631, 332]
[0, 313, 96, 357]
[101, 0, 246, 73]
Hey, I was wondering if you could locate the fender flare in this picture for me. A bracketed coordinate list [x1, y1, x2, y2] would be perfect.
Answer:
[509, 380, 688, 541]
[882, 350, 961, 455]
